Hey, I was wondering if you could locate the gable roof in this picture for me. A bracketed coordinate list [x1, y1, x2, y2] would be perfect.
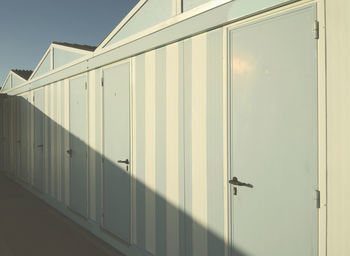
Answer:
[0, 69, 32, 92]
[11, 69, 33, 80]
[96, 0, 178, 51]
[96, 0, 148, 51]
[52, 42, 97, 52]
[29, 41, 96, 80]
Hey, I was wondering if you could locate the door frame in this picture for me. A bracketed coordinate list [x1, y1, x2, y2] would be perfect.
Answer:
[224, 1, 326, 255]
[99, 59, 133, 244]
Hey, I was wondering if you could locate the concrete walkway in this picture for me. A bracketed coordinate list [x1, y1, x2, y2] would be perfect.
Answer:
[0, 174, 123, 256]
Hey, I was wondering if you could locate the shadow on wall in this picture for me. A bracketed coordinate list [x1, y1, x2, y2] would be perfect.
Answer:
[0, 95, 247, 256]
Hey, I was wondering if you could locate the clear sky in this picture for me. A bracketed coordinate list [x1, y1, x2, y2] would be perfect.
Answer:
[0, 0, 139, 85]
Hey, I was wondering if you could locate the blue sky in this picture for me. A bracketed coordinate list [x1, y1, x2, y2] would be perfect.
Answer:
[0, 0, 139, 84]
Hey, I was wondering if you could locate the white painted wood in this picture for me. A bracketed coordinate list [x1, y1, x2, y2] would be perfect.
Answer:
[222, 26, 229, 256]
[316, 1, 327, 256]
[88, 70, 97, 221]
[30, 91, 34, 184]
[191, 33, 208, 256]
[96, 0, 149, 51]
[172, 0, 182, 15]
[44, 86, 49, 194]
[131, 57, 138, 245]
[326, 0, 350, 255]
[145, 50, 156, 254]
[51, 48, 54, 71]
[64, 79, 70, 206]
[96, 0, 232, 53]
[166, 42, 180, 256]
[0, 73, 12, 91]
[57, 82, 62, 201]
[29, 47, 52, 80]
[50, 83, 55, 197]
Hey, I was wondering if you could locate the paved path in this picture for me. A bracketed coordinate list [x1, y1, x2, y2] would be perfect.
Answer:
[0, 174, 123, 256]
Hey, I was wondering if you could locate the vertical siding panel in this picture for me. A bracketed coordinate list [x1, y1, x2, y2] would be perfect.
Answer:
[30, 92, 35, 183]
[222, 28, 229, 256]
[191, 33, 208, 256]
[94, 69, 102, 223]
[184, 38, 193, 256]
[44, 86, 49, 194]
[131, 59, 137, 244]
[50, 83, 55, 197]
[64, 79, 70, 205]
[206, 29, 225, 255]
[89, 70, 97, 221]
[27, 94, 32, 183]
[135, 54, 146, 248]
[145, 51, 156, 254]
[57, 82, 62, 201]
[53, 84, 58, 199]
[155, 47, 167, 256]
[327, 1, 350, 254]
[178, 41, 186, 256]
[60, 83, 65, 203]
[166, 43, 180, 256]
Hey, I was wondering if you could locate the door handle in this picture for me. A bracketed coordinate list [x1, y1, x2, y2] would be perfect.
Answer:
[66, 149, 73, 157]
[117, 159, 129, 165]
[37, 144, 44, 148]
[229, 177, 253, 188]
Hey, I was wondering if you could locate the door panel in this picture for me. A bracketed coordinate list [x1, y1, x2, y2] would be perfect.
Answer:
[102, 62, 130, 242]
[230, 6, 318, 256]
[34, 89, 44, 191]
[69, 75, 88, 217]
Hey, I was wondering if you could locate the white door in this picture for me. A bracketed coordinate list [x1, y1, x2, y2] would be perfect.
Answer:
[102, 62, 131, 242]
[229, 5, 318, 256]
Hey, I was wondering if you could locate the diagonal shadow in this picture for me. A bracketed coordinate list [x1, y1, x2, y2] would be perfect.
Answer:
[0, 94, 247, 256]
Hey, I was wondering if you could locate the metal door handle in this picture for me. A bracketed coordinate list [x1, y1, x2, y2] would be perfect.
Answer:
[117, 159, 129, 165]
[229, 177, 253, 188]
[66, 149, 73, 156]
[37, 144, 44, 148]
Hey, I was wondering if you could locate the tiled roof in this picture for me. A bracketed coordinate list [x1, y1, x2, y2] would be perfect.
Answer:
[11, 69, 33, 80]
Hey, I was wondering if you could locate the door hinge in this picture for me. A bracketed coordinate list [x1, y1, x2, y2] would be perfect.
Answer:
[101, 77, 104, 87]
[315, 190, 320, 208]
[85, 82, 87, 90]
[313, 20, 319, 39]
[33, 96, 35, 102]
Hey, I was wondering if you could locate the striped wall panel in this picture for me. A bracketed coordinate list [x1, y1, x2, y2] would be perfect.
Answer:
[29, 92, 35, 185]
[133, 41, 186, 255]
[88, 70, 97, 221]
[63, 78, 70, 206]
[0, 25, 228, 256]
[184, 28, 226, 256]
[132, 28, 226, 256]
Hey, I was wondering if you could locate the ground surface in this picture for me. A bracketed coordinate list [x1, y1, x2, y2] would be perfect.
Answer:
[0, 174, 123, 256]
